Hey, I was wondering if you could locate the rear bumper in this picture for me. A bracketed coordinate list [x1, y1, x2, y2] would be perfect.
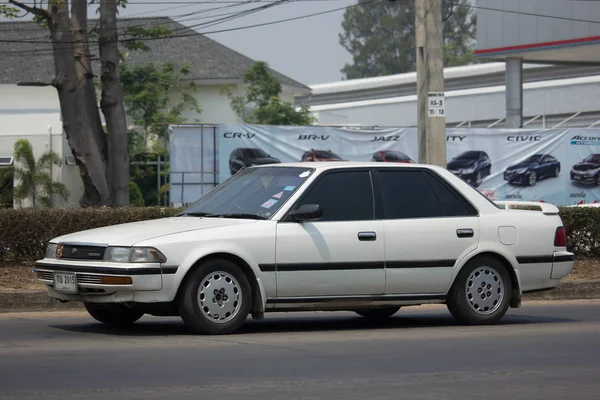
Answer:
[551, 251, 575, 280]
[34, 259, 178, 303]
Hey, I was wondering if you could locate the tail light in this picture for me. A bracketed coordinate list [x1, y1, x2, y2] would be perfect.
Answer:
[554, 226, 567, 247]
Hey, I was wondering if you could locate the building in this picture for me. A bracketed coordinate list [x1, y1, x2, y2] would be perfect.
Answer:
[0, 17, 310, 208]
[296, 0, 600, 130]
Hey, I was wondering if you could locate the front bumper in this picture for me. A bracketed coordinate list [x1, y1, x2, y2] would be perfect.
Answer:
[34, 259, 178, 303]
[449, 170, 478, 182]
[570, 172, 596, 184]
[504, 171, 527, 183]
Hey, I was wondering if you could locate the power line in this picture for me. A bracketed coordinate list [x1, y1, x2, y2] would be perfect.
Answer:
[446, 0, 600, 25]
[0, 0, 380, 57]
[0, 0, 268, 33]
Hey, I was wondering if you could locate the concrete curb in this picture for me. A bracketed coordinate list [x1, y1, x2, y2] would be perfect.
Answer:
[1, 280, 599, 313]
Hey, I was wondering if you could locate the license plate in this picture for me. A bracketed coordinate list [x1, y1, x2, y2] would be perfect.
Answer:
[54, 272, 77, 293]
[575, 175, 582, 180]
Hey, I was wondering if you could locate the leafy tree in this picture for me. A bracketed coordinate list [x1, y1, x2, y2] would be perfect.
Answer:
[1, 0, 171, 207]
[121, 61, 201, 150]
[223, 61, 315, 126]
[339, 0, 477, 79]
[11, 139, 69, 208]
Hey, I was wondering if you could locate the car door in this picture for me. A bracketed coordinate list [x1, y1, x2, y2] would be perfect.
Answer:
[274, 168, 386, 298]
[373, 167, 480, 295]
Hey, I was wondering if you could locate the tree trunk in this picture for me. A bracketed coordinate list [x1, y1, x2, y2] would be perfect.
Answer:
[71, 0, 107, 162]
[48, 1, 110, 207]
[99, 0, 130, 207]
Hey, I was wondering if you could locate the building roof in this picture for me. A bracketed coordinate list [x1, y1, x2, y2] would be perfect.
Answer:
[0, 17, 310, 92]
[296, 62, 600, 107]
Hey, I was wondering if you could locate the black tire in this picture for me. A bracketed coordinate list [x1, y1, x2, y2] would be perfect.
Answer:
[446, 256, 512, 325]
[84, 302, 144, 326]
[527, 171, 537, 186]
[355, 306, 400, 320]
[554, 166, 560, 177]
[177, 259, 252, 335]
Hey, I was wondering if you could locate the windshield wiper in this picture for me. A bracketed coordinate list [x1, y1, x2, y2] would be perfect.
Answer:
[205, 213, 266, 220]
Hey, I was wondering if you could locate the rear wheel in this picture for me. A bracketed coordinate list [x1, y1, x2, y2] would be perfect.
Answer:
[446, 256, 512, 325]
[355, 306, 400, 320]
[177, 259, 252, 335]
[84, 303, 144, 326]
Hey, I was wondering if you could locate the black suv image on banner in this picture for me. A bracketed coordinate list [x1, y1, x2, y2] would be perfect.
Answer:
[503, 153, 561, 186]
[229, 148, 281, 175]
[570, 153, 600, 186]
[447, 150, 492, 188]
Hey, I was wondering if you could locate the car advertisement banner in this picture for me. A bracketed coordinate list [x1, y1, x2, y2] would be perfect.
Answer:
[169, 124, 600, 207]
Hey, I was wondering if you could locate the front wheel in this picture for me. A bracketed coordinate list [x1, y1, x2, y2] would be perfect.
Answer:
[177, 259, 252, 335]
[527, 171, 537, 186]
[446, 256, 512, 325]
[355, 306, 400, 320]
[84, 303, 145, 326]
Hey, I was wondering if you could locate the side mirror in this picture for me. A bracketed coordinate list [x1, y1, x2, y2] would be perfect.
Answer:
[288, 204, 322, 222]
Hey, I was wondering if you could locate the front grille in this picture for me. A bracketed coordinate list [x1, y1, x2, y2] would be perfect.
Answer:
[59, 244, 106, 261]
[39, 271, 102, 284]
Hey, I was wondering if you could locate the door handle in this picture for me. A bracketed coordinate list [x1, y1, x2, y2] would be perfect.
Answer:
[457, 228, 474, 238]
[358, 231, 377, 241]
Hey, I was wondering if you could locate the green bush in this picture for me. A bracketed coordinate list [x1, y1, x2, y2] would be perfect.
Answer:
[0, 205, 599, 266]
[0, 207, 182, 265]
[557, 206, 600, 259]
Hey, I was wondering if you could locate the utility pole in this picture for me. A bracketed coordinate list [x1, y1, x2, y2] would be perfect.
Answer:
[416, 0, 446, 167]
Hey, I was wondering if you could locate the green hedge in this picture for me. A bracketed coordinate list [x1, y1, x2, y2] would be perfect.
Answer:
[0, 206, 599, 265]
[0, 207, 182, 265]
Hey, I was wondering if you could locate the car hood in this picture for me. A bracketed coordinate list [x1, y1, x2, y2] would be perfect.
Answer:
[507, 162, 536, 171]
[50, 217, 257, 246]
[573, 162, 600, 171]
[448, 159, 476, 169]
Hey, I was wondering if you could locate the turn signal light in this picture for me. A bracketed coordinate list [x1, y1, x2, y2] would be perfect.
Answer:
[100, 276, 133, 285]
[554, 226, 567, 247]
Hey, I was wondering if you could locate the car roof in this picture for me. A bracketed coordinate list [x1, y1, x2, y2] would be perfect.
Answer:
[252, 161, 442, 171]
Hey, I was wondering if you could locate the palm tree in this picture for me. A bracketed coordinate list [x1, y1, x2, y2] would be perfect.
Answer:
[0, 165, 14, 208]
[12, 139, 70, 208]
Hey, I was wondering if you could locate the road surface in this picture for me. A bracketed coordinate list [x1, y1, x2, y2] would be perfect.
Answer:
[1, 300, 599, 399]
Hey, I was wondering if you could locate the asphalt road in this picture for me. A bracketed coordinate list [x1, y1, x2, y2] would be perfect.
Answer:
[1, 300, 600, 400]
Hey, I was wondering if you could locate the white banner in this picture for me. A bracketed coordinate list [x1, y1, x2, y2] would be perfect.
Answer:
[169, 124, 600, 207]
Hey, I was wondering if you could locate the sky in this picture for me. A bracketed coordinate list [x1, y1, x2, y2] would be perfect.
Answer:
[0, 0, 358, 86]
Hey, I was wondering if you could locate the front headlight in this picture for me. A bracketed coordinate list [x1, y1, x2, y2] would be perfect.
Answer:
[463, 167, 476, 174]
[46, 243, 58, 259]
[104, 246, 167, 263]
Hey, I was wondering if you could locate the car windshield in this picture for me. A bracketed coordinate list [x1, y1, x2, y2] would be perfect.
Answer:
[242, 148, 269, 158]
[523, 154, 543, 163]
[584, 154, 600, 163]
[179, 166, 314, 219]
[456, 151, 480, 160]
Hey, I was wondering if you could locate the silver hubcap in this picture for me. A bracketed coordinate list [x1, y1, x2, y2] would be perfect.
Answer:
[198, 271, 242, 324]
[529, 172, 536, 185]
[465, 266, 504, 315]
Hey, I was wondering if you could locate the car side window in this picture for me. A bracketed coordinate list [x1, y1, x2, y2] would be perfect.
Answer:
[377, 169, 477, 219]
[292, 171, 374, 222]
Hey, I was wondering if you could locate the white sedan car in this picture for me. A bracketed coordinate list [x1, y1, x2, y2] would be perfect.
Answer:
[35, 162, 575, 335]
